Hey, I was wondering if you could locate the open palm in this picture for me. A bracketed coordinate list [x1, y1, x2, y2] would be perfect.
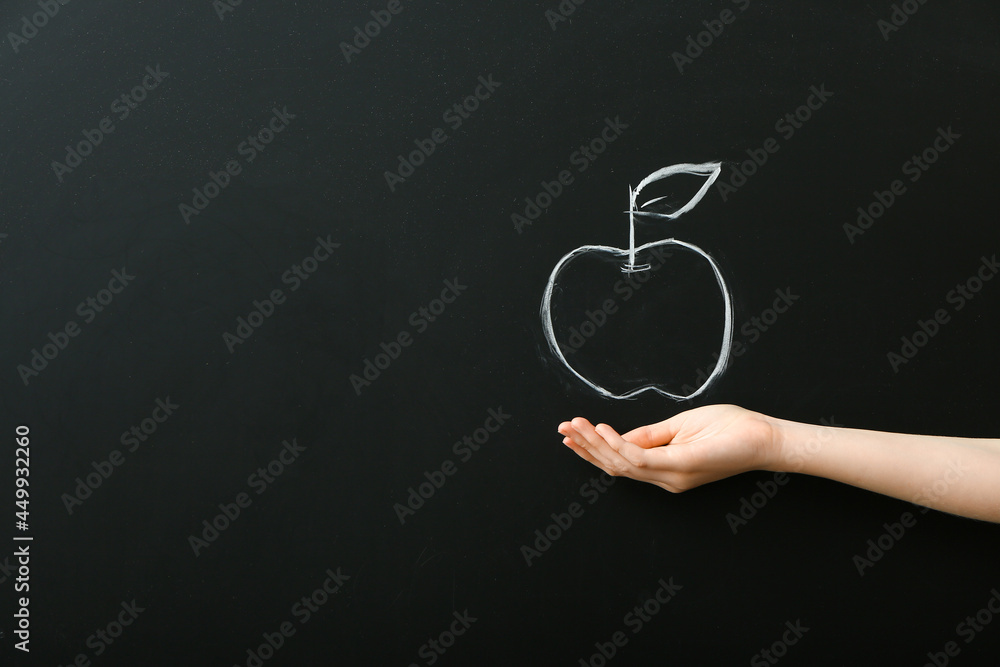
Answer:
[557, 404, 778, 493]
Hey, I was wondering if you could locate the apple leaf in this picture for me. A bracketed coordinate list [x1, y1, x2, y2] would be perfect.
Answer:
[629, 162, 722, 221]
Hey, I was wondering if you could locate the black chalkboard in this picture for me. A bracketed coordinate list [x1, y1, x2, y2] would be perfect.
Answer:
[2, 1, 1000, 665]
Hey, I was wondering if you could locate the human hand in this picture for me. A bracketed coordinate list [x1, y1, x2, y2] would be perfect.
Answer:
[557, 404, 779, 493]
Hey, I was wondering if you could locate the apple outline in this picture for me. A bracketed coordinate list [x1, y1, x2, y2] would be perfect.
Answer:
[540, 162, 733, 400]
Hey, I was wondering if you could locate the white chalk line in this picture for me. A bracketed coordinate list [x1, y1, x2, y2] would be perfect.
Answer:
[540, 162, 732, 400]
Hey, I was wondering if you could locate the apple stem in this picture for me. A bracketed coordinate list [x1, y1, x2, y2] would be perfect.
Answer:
[627, 185, 636, 269]
[623, 184, 649, 273]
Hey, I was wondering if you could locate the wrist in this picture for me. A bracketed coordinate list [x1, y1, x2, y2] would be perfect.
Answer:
[744, 410, 791, 473]
[758, 413, 789, 473]
[766, 416, 833, 474]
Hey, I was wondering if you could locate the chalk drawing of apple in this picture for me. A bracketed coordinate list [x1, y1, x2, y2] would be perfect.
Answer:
[540, 162, 733, 400]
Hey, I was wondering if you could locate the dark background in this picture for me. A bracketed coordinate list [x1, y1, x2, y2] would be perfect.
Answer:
[1, 0, 999, 665]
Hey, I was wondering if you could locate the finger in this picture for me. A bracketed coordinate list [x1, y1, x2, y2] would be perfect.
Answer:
[594, 423, 652, 471]
[596, 425, 697, 492]
[559, 423, 605, 468]
[560, 422, 614, 472]
[565, 423, 688, 492]
[571, 417, 631, 475]
[621, 412, 686, 449]
[568, 418, 617, 470]
[561, 435, 613, 475]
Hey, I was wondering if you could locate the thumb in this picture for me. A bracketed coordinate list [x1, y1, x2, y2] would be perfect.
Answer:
[621, 412, 686, 449]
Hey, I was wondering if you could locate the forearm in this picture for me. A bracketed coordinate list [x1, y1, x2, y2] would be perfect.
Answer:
[767, 417, 1000, 523]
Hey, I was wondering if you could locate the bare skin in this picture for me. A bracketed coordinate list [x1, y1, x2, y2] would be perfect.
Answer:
[557, 404, 1000, 523]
